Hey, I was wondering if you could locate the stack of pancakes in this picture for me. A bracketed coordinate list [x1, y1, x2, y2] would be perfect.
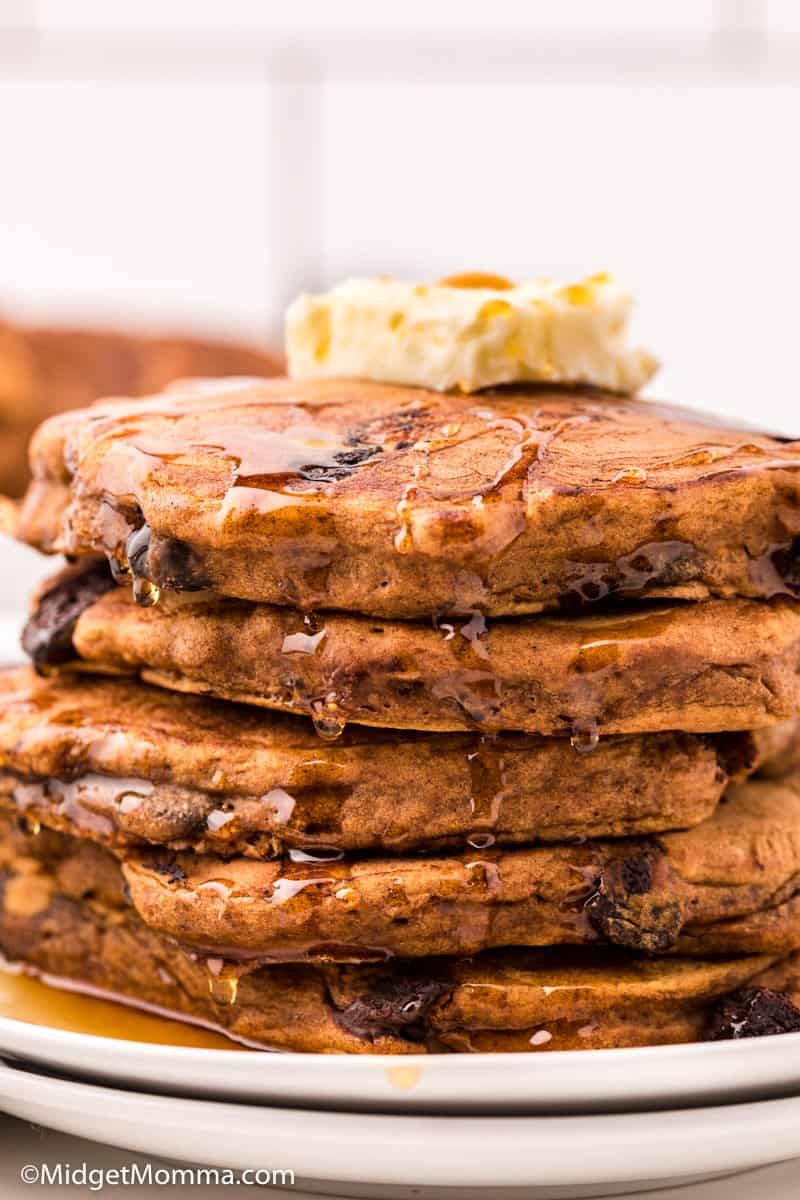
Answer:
[5, 375, 800, 1053]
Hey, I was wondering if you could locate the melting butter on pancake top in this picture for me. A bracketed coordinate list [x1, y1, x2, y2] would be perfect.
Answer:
[286, 273, 657, 393]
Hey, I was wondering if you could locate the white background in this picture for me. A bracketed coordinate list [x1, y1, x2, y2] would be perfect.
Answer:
[0, 0, 798, 432]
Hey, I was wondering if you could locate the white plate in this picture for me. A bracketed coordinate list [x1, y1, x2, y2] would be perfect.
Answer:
[0, 1056, 797, 1200]
[4, 1005, 800, 1114]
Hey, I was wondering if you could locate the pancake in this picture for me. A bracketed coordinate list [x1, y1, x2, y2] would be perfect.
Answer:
[8, 778, 800, 962]
[0, 818, 794, 1053]
[0, 319, 281, 498]
[28, 564, 800, 736]
[0, 669, 775, 858]
[15, 377, 800, 618]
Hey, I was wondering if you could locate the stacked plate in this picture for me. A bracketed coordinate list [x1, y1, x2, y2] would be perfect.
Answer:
[4, 1016, 800, 1197]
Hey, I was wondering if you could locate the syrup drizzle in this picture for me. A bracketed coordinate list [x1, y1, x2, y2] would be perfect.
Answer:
[310, 696, 346, 742]
[288, 847, 345, 863]
[389, 408, 590, 564]
[206, 809, 236, 831]
[93, 399, 383, 605]
[564, 540, 696, 605]
[268, 875, 336, 906]
[466, 737, 507, 846]
[203, 956, 242, 1006]
[0, 966, 245, 1049]
[570, 721, 600, 755]
[261, 787, 297, 824]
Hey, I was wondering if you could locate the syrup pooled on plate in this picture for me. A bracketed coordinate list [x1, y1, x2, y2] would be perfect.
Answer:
[0, 968, 244, 1049]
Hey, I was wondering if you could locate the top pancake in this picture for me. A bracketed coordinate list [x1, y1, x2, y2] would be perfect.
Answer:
[16, 376, 800, 618]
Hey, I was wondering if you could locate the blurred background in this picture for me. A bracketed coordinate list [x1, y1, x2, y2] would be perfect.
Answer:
[0, 0, 799, 622]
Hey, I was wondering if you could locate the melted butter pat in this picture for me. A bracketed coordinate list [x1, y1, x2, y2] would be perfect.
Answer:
[287, 274, 658, 393]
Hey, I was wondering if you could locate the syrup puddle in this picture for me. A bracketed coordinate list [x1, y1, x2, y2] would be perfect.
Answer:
[0, 968, 244, 1050]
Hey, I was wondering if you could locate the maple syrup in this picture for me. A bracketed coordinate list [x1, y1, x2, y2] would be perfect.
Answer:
[90, 398, 384, 605]
[466, 737, 507, 842]
[13, 774, 154, 842]
[0, 968, 244, 1050]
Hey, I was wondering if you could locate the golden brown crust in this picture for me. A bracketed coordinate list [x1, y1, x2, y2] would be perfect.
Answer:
[16, 377, 800, 616]
[59, 586, 800, 735]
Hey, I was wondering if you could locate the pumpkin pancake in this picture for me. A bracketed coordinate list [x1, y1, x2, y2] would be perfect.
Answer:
[26, 563, 800, 736]
[1, 816, 796, 1054]
[15, 377, 800, 618]
[0, 668, 779, 858]
[7, 778, 800, 963]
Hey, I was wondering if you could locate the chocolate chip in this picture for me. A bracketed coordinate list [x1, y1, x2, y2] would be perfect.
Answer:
[707, 987, 800, 1040]
[144, 860, 188, 884]
[150, 535, 210, 592]
[347, 409, 429, 448]
[335, 446, 382, 467]
[619, 855, 653, 895]
[769, 540, 800, 596]
[120, 521, 210, 595]
[337, 976, 449, 1042]
[298, 443, 381, 483]
[713, 732, 759, 781]
[585, 847, 683, 953]
[22, 560, 116, 671]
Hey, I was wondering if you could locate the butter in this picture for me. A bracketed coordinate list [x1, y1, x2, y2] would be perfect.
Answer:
[286, 273, 658, 394]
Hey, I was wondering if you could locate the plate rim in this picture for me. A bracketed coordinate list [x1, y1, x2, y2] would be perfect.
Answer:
[5, 1007, 800, 1078]
[1, 1054, 799, 1190]
[6, 1004, 800, 1063]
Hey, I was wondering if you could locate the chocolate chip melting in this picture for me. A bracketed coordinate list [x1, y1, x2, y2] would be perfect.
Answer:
[336, 975, 450, 1042]
[707, 986, 800, 1041]
[585, 847, 684, 953]
[22, 559, 116, 671]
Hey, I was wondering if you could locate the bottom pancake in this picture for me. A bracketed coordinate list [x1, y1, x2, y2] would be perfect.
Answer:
[2, 818, 800, 1053]
[0, 837, 793, 1054]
